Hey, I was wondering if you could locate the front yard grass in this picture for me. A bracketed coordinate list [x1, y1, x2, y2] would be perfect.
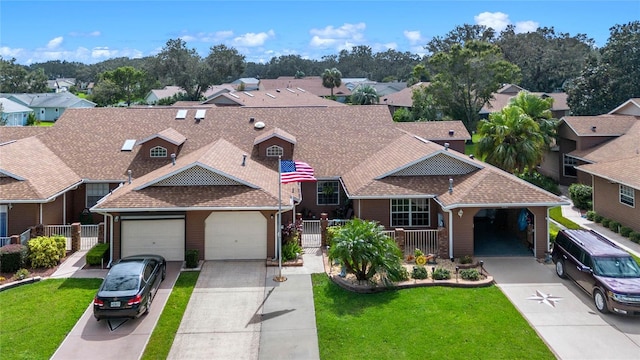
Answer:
[549, 206, 581, 229]
[0, 278, 102, 360]
[312, 274, 554, 360]
[141, 271, 200, 360]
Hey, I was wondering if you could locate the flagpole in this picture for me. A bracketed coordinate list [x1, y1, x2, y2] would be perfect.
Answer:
[274, 155, 287, 282]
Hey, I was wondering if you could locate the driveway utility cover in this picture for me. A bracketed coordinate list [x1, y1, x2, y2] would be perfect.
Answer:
[168, 261, 266, 360]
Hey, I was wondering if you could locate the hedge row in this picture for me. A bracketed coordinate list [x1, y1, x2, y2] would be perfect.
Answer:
[586, 211, 640, 244]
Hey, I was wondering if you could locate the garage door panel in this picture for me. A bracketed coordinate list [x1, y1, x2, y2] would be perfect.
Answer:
[205, 212, 267, 260]
[121, 219, 185, 261]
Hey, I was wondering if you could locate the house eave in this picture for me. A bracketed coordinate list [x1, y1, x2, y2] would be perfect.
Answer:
[90, 205, 291, 213]
[440, 201, 569, 211]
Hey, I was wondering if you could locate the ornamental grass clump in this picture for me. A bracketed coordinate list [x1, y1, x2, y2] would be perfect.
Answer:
[432, 268, 451, 280]
[412, 266, 428, 280]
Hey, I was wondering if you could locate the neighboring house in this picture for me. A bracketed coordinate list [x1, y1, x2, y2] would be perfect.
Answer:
[201, 88, 346, 107]
[0, 98, 34, 126]
[231, 78, 260, 91]
[381, 82, 430, 116]
[480, 84, 570, 120]
[145, 85, 234, 104]
[538, 98, 640, 232]
[0, 105, 565, 264]
[1, 93, 95, 122]
[47, 78, 76, 93]
[258, 76, 352, 100]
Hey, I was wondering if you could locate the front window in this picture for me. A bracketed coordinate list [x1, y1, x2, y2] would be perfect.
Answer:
[563, 155, 577, 177]
[150, 146, 167, 158]
[317, 181, 339, 205]
[266, 145, 283, 157]
[593, 257, 640, 278]
[391, 198, 430, 227]
[86, 183, 110, 207]
[620, 185, 635, 207]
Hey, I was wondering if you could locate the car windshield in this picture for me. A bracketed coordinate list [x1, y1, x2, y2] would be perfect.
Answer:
[592, 257, 640, 278]
[102, 262, 142, 291]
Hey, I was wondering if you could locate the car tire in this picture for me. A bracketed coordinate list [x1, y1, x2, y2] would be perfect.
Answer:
[144, 297, 152, 315]
[594, 289, 609, 314]
[162, 265, 166, 281]
[555, 260, 567, 278]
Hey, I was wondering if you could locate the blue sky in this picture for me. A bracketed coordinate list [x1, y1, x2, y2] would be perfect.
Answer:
[1, 1, 638, 65]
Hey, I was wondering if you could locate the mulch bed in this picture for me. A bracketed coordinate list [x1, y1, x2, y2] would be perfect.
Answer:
[0, 251, 71, 286]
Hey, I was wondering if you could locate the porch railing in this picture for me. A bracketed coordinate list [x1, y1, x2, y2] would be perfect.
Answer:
[301, 220, 321, 248]
[20, 228, 31, 245]
[404, 229, 439, 256]
[0, 237, 10, 247]
[44, 224, 99, 250]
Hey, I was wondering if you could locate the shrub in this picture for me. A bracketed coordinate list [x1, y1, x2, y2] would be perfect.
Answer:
[326, 226, 341, 246]
[15, 268, 30, 280]
[630, 232, 640, 243]
[594, 214, 604, 223]
[568, 183, 592, 210]
[432, 267, 451, 280]
[609, 221, 621, 233]
[460, 255, 473, 264]
[460, 268, 481, 281]
[282, 240, 303, 262]
[620, 227, 633, 237]
[28, 236, 66, 268]
[396, 267, 410, 281]
[518, 171, 561, 195]
[586, 211, 596, 221]
[0, 244, 29, 273]
[601, 218, 611, 228]
[412, 265, 428, 279]
[86, 243, 109, 266]
[414, 248, 424, 257]
[185, 249, 199, 268]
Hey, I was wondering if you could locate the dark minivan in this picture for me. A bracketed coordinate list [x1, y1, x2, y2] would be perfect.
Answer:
[552, 229, 640, 315]
[93, 255, 166, 320]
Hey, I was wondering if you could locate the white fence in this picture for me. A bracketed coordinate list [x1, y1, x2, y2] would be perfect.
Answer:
[44, 225, 99, 250]
[404, 229, 439, 256]
[301, 220, 321, 248]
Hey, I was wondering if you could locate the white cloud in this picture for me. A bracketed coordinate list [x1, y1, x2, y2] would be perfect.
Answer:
[0, 46, 24, 58]
[91, 47, 117, 59]
[309, 22, 366, 49]
[47, 37, 64, 49]
[515, 21, 539, 33]
[69, 31, 101, 37]
[404, 30, 422, 44]
[232, 30, 275, 47]
[182, 30, 234, 43]
[474, 11, 510, 32]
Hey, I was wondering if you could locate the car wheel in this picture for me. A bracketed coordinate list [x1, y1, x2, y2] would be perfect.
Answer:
[594, 289, 609, 314]
[555, 260, 567, 278]
[144, 297, 152, 315]
[162, 265, 166, 281]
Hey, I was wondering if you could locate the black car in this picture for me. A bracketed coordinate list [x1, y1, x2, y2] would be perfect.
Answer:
[552, 229, 640, 315]
[93, 255, 166, 320]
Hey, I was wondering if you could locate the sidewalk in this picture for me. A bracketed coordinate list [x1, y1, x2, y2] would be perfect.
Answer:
[559, 196, 640, 258]
[50, 249, 108, 279]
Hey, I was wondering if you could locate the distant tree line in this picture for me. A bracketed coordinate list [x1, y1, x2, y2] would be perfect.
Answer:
[1, 21, 637, 115]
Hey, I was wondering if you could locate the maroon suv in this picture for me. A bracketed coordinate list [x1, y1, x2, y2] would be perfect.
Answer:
[552, 229, 640, 315]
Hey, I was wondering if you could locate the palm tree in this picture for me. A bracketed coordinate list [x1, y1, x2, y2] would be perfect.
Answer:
[328, 218, 405, 284]
[476, 105, 545, 174]
[321, 68, 342, 98]
[508, 91, 557, 149]
[351, 84, 379, 105]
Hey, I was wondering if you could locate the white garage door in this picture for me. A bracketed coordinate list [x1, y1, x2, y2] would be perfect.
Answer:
[205, 211, 267, 260]
[121, 219, 185, 261]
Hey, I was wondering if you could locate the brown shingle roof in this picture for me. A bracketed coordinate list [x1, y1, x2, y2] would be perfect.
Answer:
[0, 127, 49, 143]
[578, 155, 640, 189]
[481, 92, 569, 114]
[204, 88, 345, 107]
[394, 121, 470, 141]
[0, 136, 81, 201]
[570, 121, 640, 163]
[253, 127, 296, 145]
[560, 115, 638, 136]
[381, 82, 429, 107]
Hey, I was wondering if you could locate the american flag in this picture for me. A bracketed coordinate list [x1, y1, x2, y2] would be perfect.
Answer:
[280, 160, 316, 184]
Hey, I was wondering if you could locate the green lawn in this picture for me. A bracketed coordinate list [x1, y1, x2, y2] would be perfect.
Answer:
[0, 278, 102, 360]
[37, 121, 55, 127]
[141, 271, 200, 360]
[549, 206, 582, 229]
[312, 274, 554, 360]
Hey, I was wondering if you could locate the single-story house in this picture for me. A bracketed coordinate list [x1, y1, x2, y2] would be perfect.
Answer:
[0, 105, 565, 264]
[258, 77, 352, 100]
[201, 88, 346, 107]
[0, 98, 34, 126]
[480, 84, 570, 120]
[0, 93, 95, 122]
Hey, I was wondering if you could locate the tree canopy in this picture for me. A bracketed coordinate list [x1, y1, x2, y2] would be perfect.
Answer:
[351, 84, 379, 105]
[567, 21, 640, 115]
[426, 40, 521, 132]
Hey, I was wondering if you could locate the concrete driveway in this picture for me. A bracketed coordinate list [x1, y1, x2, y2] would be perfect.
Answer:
[484, 257, 640, 360]
[51, 261, 182, 360]
[168, 261, 266, 360]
